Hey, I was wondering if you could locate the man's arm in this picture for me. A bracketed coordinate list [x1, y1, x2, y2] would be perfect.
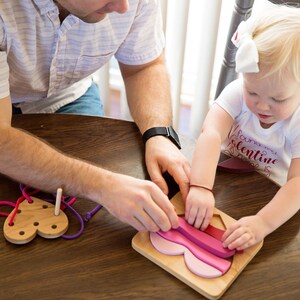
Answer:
[119, 54, 172, 132]
[0, 96, 178, 232]
[119, 54, 190, 200]
[0, 97, 106, 199]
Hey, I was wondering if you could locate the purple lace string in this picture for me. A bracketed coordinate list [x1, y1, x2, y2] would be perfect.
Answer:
[42, 197, 84, 239]
[84, 204, 103, 222]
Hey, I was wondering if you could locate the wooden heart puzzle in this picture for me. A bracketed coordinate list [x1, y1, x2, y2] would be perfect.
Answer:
[132, 192, 263, 299]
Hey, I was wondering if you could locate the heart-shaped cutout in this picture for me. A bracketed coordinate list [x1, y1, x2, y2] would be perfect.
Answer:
[3, 196, 68, 244]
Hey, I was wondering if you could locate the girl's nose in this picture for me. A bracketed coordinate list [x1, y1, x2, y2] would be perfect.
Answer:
[107, 0, 129, 14]
[256, 100, 270, 112]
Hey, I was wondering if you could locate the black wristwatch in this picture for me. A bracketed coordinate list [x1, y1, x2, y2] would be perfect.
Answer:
[142, 126, 181, 149]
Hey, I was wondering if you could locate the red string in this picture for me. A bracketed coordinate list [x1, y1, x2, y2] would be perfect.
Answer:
[8, 186, 40, 226]
[8, 196, 25, 226]
[0, 201, 16, 217]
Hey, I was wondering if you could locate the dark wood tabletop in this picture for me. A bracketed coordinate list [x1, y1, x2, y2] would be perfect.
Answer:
[0, 114, 299, 300]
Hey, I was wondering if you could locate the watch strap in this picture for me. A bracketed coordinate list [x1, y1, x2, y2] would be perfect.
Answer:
[142, 126, 181, 149]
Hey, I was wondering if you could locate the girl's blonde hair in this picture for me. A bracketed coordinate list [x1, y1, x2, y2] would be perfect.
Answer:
[252, 4, 300, 81]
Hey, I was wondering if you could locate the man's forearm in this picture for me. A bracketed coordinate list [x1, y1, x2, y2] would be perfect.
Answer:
[0, 126, 108, 202]
[120, 55, 173, 134]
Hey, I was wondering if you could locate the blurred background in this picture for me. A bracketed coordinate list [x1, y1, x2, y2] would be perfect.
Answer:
[94, 0, 267, 138]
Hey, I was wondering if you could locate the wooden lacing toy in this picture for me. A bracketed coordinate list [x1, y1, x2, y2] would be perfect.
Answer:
[0, 184, 102, 244]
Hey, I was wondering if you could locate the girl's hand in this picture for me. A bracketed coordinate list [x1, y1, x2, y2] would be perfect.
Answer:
[222, 215, 268, 250]
[185, 187, 215, 231]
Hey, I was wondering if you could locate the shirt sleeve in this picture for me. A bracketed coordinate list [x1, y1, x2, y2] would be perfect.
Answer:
[114, 0, 165, 65]
[214, 79, 244, 119]
[0, 51, 10, 99]
[0, 15, 10, 100]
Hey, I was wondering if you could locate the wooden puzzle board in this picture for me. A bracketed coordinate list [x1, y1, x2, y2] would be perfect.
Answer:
[132, 193, 263, 300]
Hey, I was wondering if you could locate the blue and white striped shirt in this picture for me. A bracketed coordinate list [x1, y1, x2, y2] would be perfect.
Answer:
[0, 0, 164, 113]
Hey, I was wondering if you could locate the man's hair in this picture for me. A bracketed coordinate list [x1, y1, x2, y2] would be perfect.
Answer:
[252, 4, 300, 81]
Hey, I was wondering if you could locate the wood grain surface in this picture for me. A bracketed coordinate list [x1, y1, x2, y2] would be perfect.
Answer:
[0, 114, 298, 300]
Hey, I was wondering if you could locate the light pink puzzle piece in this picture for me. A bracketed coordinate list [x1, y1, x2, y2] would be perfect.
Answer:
[150, 232, 223, 278]
[157, 229, 231, 274]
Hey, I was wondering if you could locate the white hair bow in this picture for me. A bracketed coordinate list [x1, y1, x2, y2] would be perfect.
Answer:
[231, 20, 259, 73]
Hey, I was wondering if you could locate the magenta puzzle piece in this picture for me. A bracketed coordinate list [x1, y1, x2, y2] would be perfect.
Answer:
[176, 217, 235, 258]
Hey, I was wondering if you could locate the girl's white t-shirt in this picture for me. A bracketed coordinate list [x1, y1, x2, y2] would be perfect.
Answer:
[215, 79, 300, 186]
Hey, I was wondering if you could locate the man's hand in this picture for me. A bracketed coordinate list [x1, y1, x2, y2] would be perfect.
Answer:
[101, 172, 179, 232]
[144, 136, 190, 201]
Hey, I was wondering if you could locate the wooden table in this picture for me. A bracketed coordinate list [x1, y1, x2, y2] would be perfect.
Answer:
[0, 114, 299, 300]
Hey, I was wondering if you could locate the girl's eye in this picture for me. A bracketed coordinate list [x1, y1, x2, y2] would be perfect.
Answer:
[248, 91, 257, 96]
[271, 97, 286, 103]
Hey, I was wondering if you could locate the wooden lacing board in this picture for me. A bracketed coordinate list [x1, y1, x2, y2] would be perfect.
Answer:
[132, 192, 263, 300]
[3, 196, 68, 244]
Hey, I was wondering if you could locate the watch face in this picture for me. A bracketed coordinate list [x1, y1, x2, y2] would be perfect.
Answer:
[168, 127, 181, 149]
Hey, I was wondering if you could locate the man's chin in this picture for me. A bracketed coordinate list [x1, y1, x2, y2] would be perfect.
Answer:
[80, 13, 107, 23]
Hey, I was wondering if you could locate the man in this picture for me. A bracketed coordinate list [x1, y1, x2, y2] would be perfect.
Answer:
[0, 0, 190, 232]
